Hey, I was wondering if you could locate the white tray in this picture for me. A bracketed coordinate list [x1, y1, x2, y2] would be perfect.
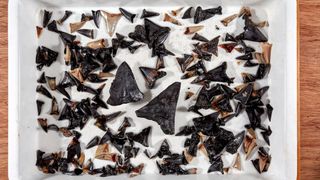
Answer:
[8, 0, 297, 179]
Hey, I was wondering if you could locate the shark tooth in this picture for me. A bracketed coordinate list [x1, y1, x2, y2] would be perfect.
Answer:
[140, 9, 160, 18]
[87, 39, 107, 49]
[220, 13, 238, 26]
[192, 62, 233, 84]
[101, 11, 122, 37]
[184, 25, 204, 35]
[176, 54, 194, 73]
[119, 8, 136, 23]
[69, 21, 86, 33]
[57, 10, 72, 25]
[126, 126, 151, 147]
[92, 10, 101, 28]
[107, 62, 144, 106]
[77, 29, 94, 39]
[171, 7, 183, 16]
[36, 26, 43, 38]
[182, 7, 193, 19]
[42, 10, 52, 28]
[163, 13, 181, 25]
[192, 33, 209, 42]
[136, 82, 181, 134]
[139, 66, 166, 89]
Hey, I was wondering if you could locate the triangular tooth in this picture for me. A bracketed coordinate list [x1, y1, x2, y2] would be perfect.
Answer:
[182, 7, 193, 19]
[171, 7, 184, 16]
[57, 10, 72, 25]
[107, 62, 144, 105]
[135, 82, 181, 134]
[36, 100, 44, 115]
[184, 25, 204, 35]
[220, 13, 238, 27]
[156, 56, 165, 69]
[50, 97, 59, 115]
[176, 54, 194, 73]
[192, 33, 209, 42]
[86, 136, 100, 149]
[126, 126, 151, 147]
[77, 29, 95, 39]
[87, 39, 107, 49]
[261, 42, 272, 64]
[101, 11, 122, 37]
[42, 10, 52, 28]
[36, 26, 43, 38]
[119, 8, 136, 23]
[139, 66, 166, 89]
[163, 13, 181, 25]
[81, 13, 93, 22]
[233, 153, 242, 170]
[69, 21, 86, 33]
[219, 43, 237, 53]
[92, 10, 101, 28]
[140, 9, 160, 18]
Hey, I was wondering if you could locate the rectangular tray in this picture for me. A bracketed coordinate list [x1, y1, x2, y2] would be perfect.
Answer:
[8, 0, 298, 179]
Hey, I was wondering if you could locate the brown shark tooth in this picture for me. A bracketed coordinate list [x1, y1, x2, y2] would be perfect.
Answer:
[219, 43, 237, 53]
[241, 72, 256, 83]
[95, 144, 118, 162]
[163, 13, 181, 25]
[171, 7, 184, 16]
[184, 25, 204, 35]
[87, 39, 107, 49]
[81, 13, 93, 22]
[50, 97, 59, 115]
[185, 91, 195, 100]
[243, 134, 257, 160]
[176, 54, 194, 73]
[64, 45, 71, 65]
[233, 153, 242, 170]
[101, 11, 122, 37]
[255, 21, 269, 28]
[156, 56, 165, 69]
[139, 66, 167, 89]
[77, 29, 95, 39]
[261, 42, 272, 64]
[45, 76, 57, 90]
[70, 21, 86, 33]
[70, 68, 84, 83]
[238, 7, 251, 18]
[36, 26, 43, 38]
[57, 10, 72, 25]
[220, 14, 238, 26]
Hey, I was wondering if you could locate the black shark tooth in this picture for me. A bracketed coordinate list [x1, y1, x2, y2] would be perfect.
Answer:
[37, 72, 46, 83]
[136, 82, 181, 134]
[194, 6, 222, 24]
[192, 62, 234, 84]
[119, 8, 136, 23]
[182, 7, 193, 19]
[107, 62, 144, 106]
[176, 54, 194, 73]
[234, 83, 254, 105]
[266, 104, 273, 121]
[42, 10, 52, 28]
[140, 9, 160, 19]
[92, 10, 101, 28]
[225, 131, 245, 154]
[192, 33, 209, 42]
[57, 10, 72, 24]
[77, 29, 94, 39]
[36, 85, 52, 99]
[139, 66, 166, 89]
[36, 100, 44, 116]
[126, 126, 151, 147]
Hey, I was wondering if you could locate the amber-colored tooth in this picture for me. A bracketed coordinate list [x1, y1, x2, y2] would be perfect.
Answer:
[101, 11, 122, 37]
[64, 45, 71, 65]
[243, 135, 257, 160]
[171, 7, 184, 16]
[238, 7, 251, 17]
[87, 39, 107, 49]
[185, 91, 194, 100]
[221, 14, 238, 27]
[95, 144, 119, 162]
[69, 21, 86, 33]
[233, 153, 242, 170]
[184, 25, 204, 35]
[163, 13, 181, 25]
[261, 42, 272, 64]
[36, 26, 43, 38]
[256, 21, 269, 28]
[70, 68, 84, 83]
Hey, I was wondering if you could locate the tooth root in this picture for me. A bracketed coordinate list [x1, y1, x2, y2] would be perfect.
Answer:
[101, 11, 122, 37]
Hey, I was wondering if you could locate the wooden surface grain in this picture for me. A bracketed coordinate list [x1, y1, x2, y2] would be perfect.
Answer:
[0, 0, 319, 179]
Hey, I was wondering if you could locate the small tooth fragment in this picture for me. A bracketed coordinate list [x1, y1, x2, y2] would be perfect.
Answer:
[119, 8, 136, 23]
[182, 7, 193, 19]
[77, 29, 95, 39]
[185, 91, 194, 100]
[50, 97, 59, 115]
[101, 11, 122, 37]
[38, 118, 48, 132]
[238, 7, 252, 17]
[57, 10, 72, 25]
[92, 10, 101, 28]
[36, 85, 52, 99]
[36, 26, 43, 38]
[36, 100, 44, 115]
[140, 9, 160, 18]
[163, 13, 181, 25]
[87, 39, 107, 49]
[184, 25, 204, 35]
[220, 14, 238, 26]
[171, 7, 183, 16]
[139, 66, 167, 89]
[46, 76, 57, 90]
[219, 43, 237, 53]
[233, 153, 242, 170]
[69, 21, 86, 33]
[192, 33, 209, 42]
[42, 10, 52, 28]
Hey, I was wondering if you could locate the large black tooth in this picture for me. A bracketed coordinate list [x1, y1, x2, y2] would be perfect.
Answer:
[47, 20, 59, 32]
[50, 97, 60, 115]
[182, 7, 193, 19]
[107, 62, 144, 106]
[119, 8, 136, 23]
[92, 95, 108, 109]
[136, 82, 181, 135]
[126, 126, 151, 147]
[86, 136, 100, 149]
[176, 54, 194, 73]
[92, 10, 101, 28]
[37, 72, 46, 83]
[140, 9, 160, 18]
[192, 33, 209, 42]
[236, 53, 253, 60]
[234, 83, 254, 104]
[56, 85, 71, 99]
[192, 62, 233, 84]
[36, 46, 59, 69]
[139, 66, 166, 89]
[36, 100, 44, 116]
[193, 112, 220, 136]
[194, 6, 222, 24]
[186, 60, 207, 73]
[36, 85, 53, 99]
[57, 10, 72, 24]
[266, 104, 273, 121]
[42, 10, 52, 28]
[128, 25, 148, 43]
[77, 29, 94, 39]
[225, 131, 245, 154]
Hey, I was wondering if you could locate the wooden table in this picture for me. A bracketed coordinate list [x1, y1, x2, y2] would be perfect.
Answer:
[0, 0, 319, 179]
